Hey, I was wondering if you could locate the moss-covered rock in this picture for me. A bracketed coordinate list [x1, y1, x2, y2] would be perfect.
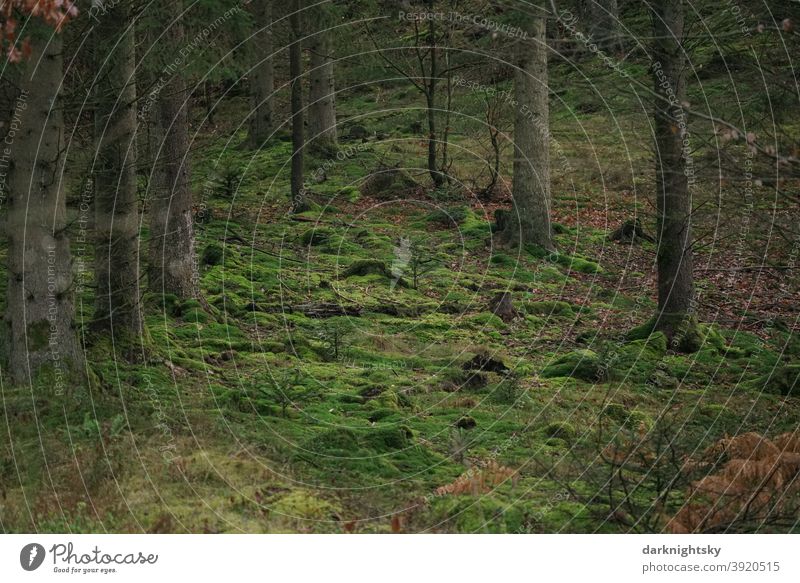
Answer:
[341, 259, 390, 278]
[300, 228, 333, 247]
[611, 332, 667, 382]
[758, 364, 800, 396]
[201, 243, 224, 266]
[542, 421, 576, 441]
[541, 350, 605, 382]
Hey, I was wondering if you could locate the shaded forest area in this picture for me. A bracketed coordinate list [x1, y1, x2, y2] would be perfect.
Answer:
[0, 0, 799, 533]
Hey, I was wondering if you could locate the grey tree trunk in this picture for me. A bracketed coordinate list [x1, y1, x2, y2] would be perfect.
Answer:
[507, 10, 555, 252]
[2, 30, 85, 385]
[148, 7, 199, 300]
[425, 1, 443, 188]
[248, 0, 275, 148]
[289, 0, 305, 208]
[589, 0, 621, 51]
[652, 0, 696, 347]
[93, 1, 143, 340]
[580, 0, 622, 52]
[308, 4, 337, 155]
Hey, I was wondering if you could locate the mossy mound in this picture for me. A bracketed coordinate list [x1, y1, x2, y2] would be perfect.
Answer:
[525, 245, 603, 274]
[271, 490, 340, 522]
[542, 421, 576, 441]
[302, 425, 413, 457]
[526, 300, 574, 317]
[541, 350, 605, 382]
[611, 332, 668, 382]
[341, 259, 390, 278]
[300, 228, 333, 247]
[758, 364, 800, 396]
[426, 206, 469, 226]
[201, 243, 224, 266]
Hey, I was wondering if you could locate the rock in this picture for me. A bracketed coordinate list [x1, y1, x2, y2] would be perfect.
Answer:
[462, 353, 510, 374]
[341, 259, 391, 278]
[347, 124, 369, 140]
[359, 164, 417, 200]
[455, 416, 477, 430]
[608, 218, 655, 244]
[201, 243, 224, 266]
[300, 228, 332, 246]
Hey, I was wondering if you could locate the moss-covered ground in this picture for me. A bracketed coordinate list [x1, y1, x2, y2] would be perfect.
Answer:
[2, 68, 799, 533]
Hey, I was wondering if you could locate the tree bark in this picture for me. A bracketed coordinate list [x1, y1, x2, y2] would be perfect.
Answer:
[247, 0, 275, 148]
[289, 0, 305, 209]
[148, 6, 199, 299]
[308, 3, 337, 155]
[93, 0, 144, 339]
[580, 0, 622, 52]
[652, 0, 696, 346]
[507, 9, 555, 252]
[425, 0, 443, 188]
[2, 30, 85, 385]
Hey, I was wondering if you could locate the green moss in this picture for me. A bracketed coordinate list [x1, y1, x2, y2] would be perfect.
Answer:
[300, 228, 333, 246]
[429, 496, 524, 533]
[341, 259, 390, 278]
[526, 300, 574, 317]
[470, 312, 507, 329]
[542, 421, 576, 441]
[610, 332, 667, 382]
[490, 253, 518, 267]
[425, 206, 469, 226]
[757, 364, 800, 396]
[201, 243, 224, 266]
[541, 350, 605, 382]
[271, 490, 340, 522]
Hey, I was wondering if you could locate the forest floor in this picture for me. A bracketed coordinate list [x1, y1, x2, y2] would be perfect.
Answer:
[2, 77, 799, 533]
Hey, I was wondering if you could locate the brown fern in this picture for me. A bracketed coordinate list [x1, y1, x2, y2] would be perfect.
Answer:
[435, 460, 518, 496]
[667, 431, 800, 533]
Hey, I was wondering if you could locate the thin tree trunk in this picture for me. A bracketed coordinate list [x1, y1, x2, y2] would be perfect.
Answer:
[308, 4, 337, 155]
[248, 0, 275, 148]
[93, 0, 143, 340]
[3, 31, 85, 385]
[507, 8, 555, 252]
[440, 22, 453, 183]
[652, 0, 696, 347]
[289, 0, 305, 208]
[425, 2, 443, 188]
[148, 6, 198, 300]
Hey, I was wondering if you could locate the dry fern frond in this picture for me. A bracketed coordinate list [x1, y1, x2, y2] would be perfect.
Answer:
[435, 460, 518, 496]
[667, 431, 800, 533]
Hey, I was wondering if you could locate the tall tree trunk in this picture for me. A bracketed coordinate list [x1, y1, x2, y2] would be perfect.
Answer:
[93, 0, 143, 340]
[308, 4, 337, 155]
[652, 0, 697, 348]
[289, 0, 305, 209]
[425, 0, 443, 188]
[148, 7, 198, 299]
[247, 0, 275, 148]
[3, 30, 85, 385]
[507, 8, 555, 252]
[587, 0, 622, 52]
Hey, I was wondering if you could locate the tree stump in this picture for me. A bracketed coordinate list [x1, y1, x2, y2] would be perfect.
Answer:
[488, 292, 519, 323]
